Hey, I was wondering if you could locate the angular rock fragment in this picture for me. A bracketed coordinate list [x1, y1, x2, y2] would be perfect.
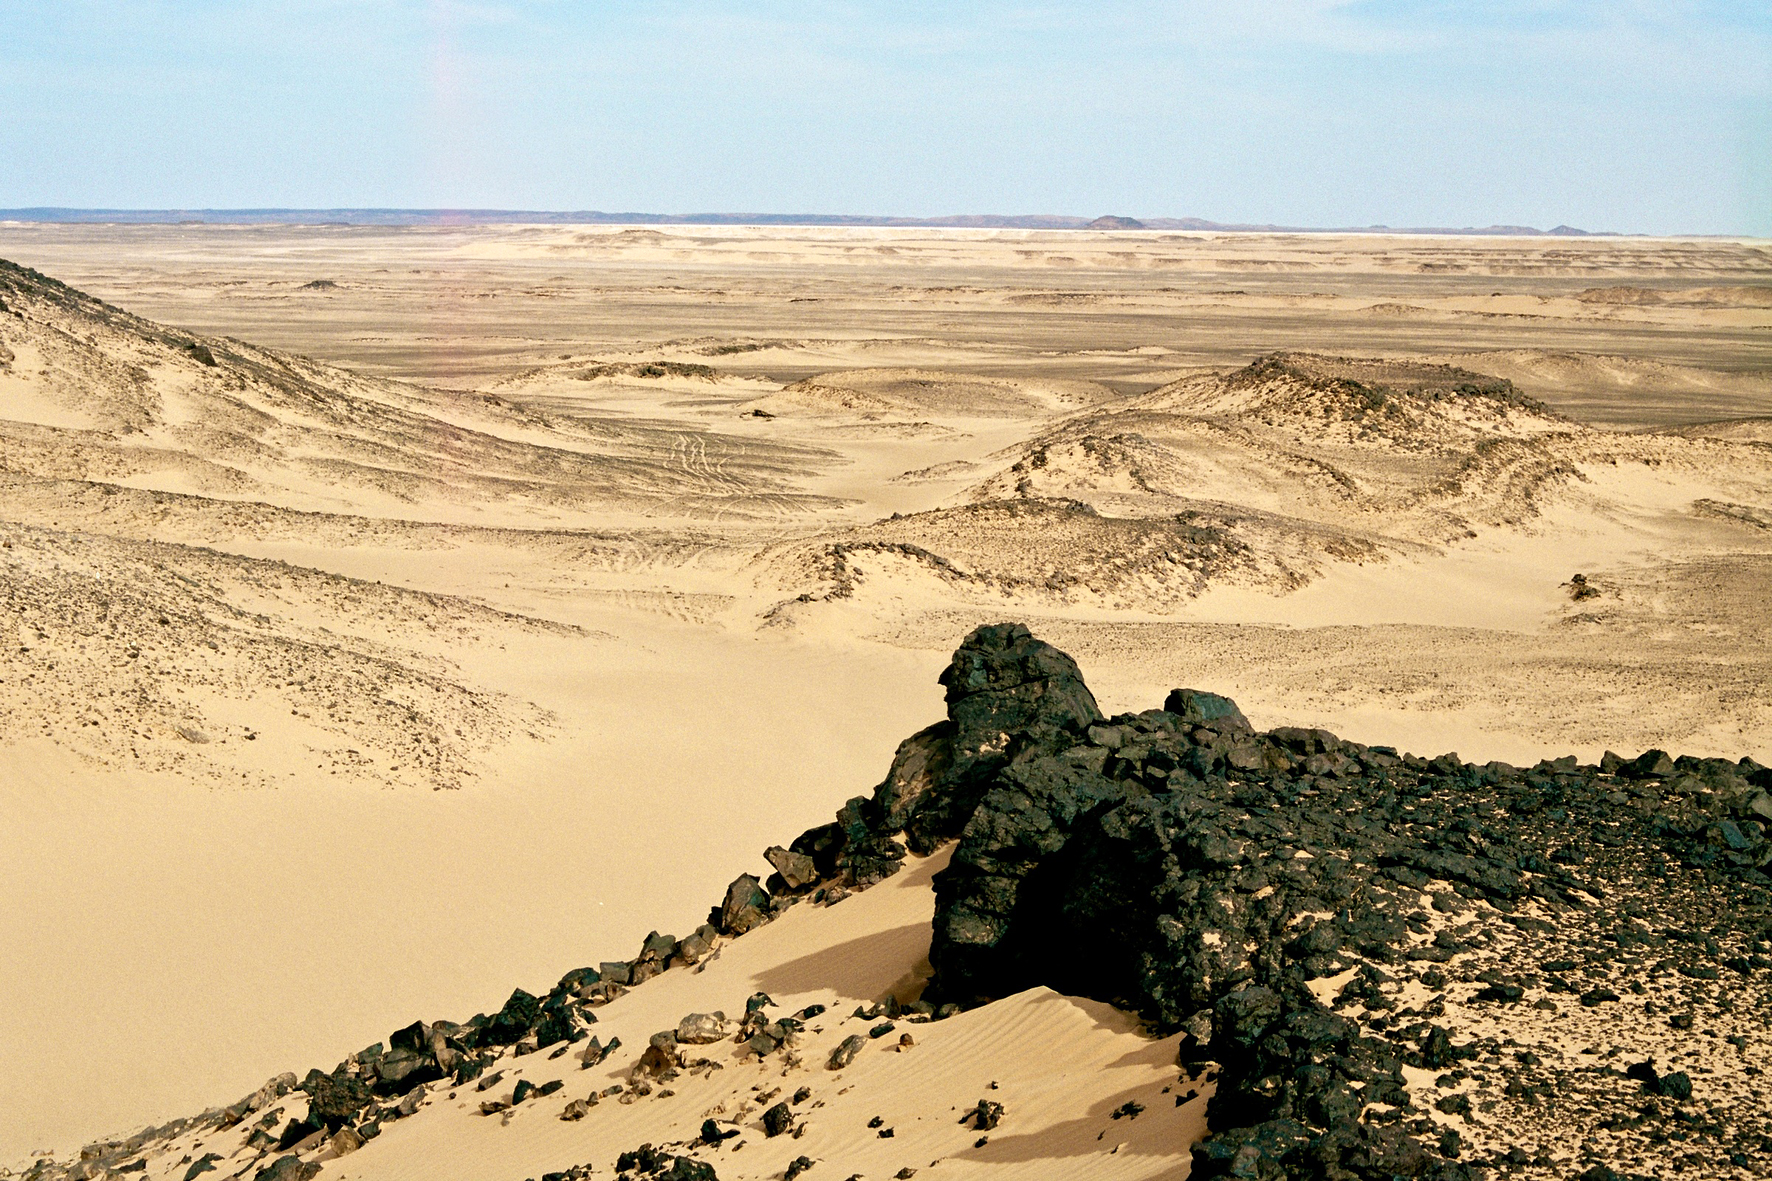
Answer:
[613, 1144, 719, 1180]
[676, 924, 719, 964]
[699, 1118, 738, 1144]
[480, 988, 541, 1045]
[675, 1011, 731, 1044]
[765, 844, 820, 892]
[302, 1069, 373, 1131]
[1163, 688, 1250, 730]
[827, 1035, 867, 1070]
[959, 1099, 1003, 1130]
[252, 1157, 321, 1181]
[720, 874, 771, 935]
[762, 1101, 794, 1137]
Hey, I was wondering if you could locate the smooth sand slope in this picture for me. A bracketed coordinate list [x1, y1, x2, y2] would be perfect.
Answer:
[63, 848, 1206, 1181]
[0, 228, 1768, 1169]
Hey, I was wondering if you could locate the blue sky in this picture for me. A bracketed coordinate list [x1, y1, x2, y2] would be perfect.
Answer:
[1, 1, 1768, 233]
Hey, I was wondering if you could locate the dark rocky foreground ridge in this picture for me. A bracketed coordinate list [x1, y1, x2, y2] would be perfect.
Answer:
[37, 625, 1772, 1181]
[865, 624, 1772, 1179]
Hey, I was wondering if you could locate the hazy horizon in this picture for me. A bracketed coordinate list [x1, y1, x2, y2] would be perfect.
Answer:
[0, 206, 1647, 234]
[3, 2, 1768, 236]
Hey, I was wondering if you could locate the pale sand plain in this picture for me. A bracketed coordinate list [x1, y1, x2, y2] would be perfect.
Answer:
[0, 225, 1768, 1173]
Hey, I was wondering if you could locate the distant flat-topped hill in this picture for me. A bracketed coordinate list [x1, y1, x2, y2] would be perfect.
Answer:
[0, 208, 1609, 234]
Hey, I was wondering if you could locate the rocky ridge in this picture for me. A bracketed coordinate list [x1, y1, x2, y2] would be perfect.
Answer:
[23, 624, 1772, 1181]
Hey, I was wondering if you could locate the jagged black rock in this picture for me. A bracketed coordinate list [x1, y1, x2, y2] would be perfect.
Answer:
[781, 623, 1772, 1180]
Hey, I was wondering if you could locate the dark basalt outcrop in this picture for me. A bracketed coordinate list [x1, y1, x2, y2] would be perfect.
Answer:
[769, 622, 1772, 1179]
[895, 626, 1097, 838]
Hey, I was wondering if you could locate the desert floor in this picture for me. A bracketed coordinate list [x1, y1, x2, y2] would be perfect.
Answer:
[0, 224, 1768, 1170]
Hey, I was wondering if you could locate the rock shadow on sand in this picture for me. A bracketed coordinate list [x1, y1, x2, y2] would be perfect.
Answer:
[753, 921, 934, 1004]
[949, 993, 1206, 1170]
[751, 843, 948, 1002]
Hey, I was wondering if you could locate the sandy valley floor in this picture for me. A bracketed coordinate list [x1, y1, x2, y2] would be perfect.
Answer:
[0, 224, 1768, 1172]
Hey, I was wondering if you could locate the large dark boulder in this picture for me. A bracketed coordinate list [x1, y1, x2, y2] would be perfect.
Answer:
[850, 623, 1103, 859]
[302, 1070, 373, 1131]
[926, 744, 1121, 1004]
[477, 988, 541, 1046]
[916, 623, 1102, 845]
[1164, 688, 1250, 729]
[719, 874, 770, 935]
[372, 1046, 442, 1095]
[830, 796, 905, 885]
[387, 1021, 428, 1054]
[873, 721, 956, 834]
[768, 624, 1101, 898]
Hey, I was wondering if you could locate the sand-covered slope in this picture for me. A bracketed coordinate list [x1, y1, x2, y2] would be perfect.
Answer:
[0, 260, 845, 525]
[26, 625, 1770, 1181]
[40, 844, 1204, 1181]
[0, 519, 567, 788]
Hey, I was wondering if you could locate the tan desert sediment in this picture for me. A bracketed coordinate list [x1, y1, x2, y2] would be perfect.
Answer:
[0, 226, 1768, 1173]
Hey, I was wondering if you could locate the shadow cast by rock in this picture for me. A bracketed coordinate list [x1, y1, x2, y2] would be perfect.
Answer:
[753, 921, 934, 1003]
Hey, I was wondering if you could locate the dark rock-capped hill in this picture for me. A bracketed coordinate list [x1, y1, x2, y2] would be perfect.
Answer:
[36, 625, 1772, 1181]
[789, 624, 1772, 1179]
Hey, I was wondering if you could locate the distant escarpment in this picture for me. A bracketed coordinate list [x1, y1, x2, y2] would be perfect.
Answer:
[45, 626, 1772, 1181]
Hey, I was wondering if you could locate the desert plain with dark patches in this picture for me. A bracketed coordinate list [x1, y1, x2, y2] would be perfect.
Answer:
[1, 224, 1768, 1179]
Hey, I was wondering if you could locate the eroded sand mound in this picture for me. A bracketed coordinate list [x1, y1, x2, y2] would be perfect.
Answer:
[0, 521, 559, 789]
[767, 353, 1772, 614]
[962, 353, 1584, 532]
[0, 260, 844, 523]
[758, 498, 1399, 614]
